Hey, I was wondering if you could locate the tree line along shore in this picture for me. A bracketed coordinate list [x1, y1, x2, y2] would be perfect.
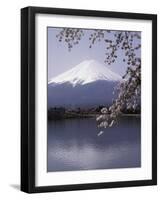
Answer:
[48, 106, 140, 120]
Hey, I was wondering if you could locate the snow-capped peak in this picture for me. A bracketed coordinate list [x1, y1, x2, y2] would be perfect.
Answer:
[48, 59, 122, 86]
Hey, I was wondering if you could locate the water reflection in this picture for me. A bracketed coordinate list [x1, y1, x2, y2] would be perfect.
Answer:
[47, 117, 141, 172]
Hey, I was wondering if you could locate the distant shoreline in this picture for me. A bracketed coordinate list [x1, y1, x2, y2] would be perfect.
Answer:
[48, 112, 141, 121]
[121, 114, 140, 117]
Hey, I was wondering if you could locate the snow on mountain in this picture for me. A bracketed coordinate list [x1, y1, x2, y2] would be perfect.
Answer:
[48, 60, 122, 108]
[48, 60, 122, 87]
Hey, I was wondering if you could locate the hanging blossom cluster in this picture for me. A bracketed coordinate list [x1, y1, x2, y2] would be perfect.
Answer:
[56, 28, 84, 51]
[96, 32, 141, 135]
[56, 28, 141, 135]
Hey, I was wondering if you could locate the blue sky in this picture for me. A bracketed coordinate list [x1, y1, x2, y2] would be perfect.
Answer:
[48, 27, 141, 80]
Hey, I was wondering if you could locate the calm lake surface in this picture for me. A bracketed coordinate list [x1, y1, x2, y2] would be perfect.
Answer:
[47, 117, 141, 172]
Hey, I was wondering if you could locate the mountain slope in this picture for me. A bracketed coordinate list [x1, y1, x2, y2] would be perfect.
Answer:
[48, 60, 122, 87]
[48, 60, 122, 108]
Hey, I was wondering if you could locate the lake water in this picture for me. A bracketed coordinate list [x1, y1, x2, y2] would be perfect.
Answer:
[47, 117, 141, 172]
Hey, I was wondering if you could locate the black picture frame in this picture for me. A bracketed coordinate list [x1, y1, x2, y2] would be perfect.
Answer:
[21, 6, 157, 193]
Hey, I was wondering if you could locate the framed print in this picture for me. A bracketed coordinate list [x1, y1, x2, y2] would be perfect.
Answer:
[21, 6, 157, 193]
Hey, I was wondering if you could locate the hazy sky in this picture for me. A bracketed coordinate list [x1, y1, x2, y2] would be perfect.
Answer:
[48, 27, 141, 80]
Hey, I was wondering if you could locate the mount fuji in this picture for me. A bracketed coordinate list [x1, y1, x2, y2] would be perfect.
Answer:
[48, 60, 122, 108]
